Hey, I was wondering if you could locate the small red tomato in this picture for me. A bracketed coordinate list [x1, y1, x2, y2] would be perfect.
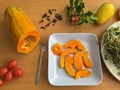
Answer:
[4, 71, 13, 82]
[13, 68, 23, 78]
[7, 60, 17, 70]
[0, 79, 3, 87]
[0, 67, 8, 77]
[75, 17, 79, 21]
[71, 17, 76, 22]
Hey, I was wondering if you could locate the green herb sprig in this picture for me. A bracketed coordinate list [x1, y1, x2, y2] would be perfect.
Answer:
[67, 0, 98, 25]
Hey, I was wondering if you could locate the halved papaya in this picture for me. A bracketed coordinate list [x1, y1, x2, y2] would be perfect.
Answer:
[75, 69, 92, 79]
[74, 51, 84, 70]
[65, 55, 75, 76]
[4, 6, 40, 53]
[60, 49, 76, 68]
[52, 43, 62, 55]
[83, 51, 92, 68]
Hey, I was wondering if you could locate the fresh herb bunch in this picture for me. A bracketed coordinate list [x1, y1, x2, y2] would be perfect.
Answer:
[66, 0, 98, 25]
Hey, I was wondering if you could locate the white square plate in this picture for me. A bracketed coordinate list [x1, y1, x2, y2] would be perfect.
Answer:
[48, 33, 102, 86]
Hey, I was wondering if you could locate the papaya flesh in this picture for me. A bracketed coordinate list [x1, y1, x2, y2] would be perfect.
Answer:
[52, 43, 62, 55]
[83, 51, 93, 68]
[4, 5, 40, 53]
[65, 55, 75, 76]
[63, 40, 86, 50]
[60, 49, 76, 68]
[51, 39, 93, 79]
[74, 51, 83, 70]
[75, 69, 92, 79]
[63, 40, 77, 49]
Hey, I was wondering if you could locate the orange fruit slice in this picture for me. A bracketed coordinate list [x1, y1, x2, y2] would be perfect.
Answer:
[52, 43, 62, 55]
[75, 69, 92, 79]
[63, 40, 77, 49]
[63, 40, 86, 50]
[65, 55, 75, 76]
[74, 51, 84, 70]
[60, 49, 76, 68]
[76, 40, 86, 51]
[83, 51, 93, 68]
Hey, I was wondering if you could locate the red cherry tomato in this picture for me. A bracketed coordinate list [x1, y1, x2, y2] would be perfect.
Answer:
[71, 17, 76, 22]
[0, 79, 3, 87]
[75, 17, 79, 21]
[13, 68, 23, 78]
[0, 67, 8, 77]
[7, 60, 17, 70]
[4, 71, 13, 82]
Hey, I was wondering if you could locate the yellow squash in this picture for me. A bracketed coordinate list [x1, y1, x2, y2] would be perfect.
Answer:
[4, 5, 40, 53]
[96, 3, 115, 24]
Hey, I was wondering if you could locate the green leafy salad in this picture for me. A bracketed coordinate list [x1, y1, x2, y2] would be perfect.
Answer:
[102, 26, 120, 68]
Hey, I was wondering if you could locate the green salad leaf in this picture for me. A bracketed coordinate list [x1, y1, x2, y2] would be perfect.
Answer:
[102, 27, 120, 68]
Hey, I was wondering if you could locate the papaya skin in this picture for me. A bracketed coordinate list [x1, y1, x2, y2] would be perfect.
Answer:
[96, 3, 115, 24]
[4, 5, 40, 53]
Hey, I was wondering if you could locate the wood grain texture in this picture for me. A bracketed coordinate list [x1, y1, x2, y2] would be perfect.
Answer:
[0, 0, 120, 90]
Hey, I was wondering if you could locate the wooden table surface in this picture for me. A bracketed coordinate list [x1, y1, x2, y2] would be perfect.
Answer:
[0, 0, 120, 90]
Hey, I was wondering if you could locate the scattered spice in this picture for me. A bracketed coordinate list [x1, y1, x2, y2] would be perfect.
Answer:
[39, 9, 62, 30]
[42, 13, 47, 18]
[46, 16, 51, 21]
[52, 9, 56, 11]
[55, 13, 62, 21]
[48, 9, 52, 15]
[39, 19, 44, 24]
[52, 19, 57, 24]
[45, 23, 50, 27]
[40, 26, 46, 30]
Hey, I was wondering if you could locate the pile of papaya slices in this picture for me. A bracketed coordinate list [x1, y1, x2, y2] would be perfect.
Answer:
[52, 39, 93, 79]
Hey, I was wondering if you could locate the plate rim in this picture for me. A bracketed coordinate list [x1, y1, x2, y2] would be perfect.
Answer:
[101, 21, 120, 81]
[48, 33, 103, 86]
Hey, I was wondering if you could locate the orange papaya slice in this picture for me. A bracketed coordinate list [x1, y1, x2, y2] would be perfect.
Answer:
[75, 69, 92, 79]
[65, 55, 75, 76]
[76, 40, 86, 51]
[52, 43, 63, 55]
[60, 49, 76, 68]
[60, 54, 65, 68]
[63, 40, 77, 49]
[63, 40, 86, 51]
[83, 51, 92, 68]
[74, 51, 84, 70]
[66, 55, 73, 64]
